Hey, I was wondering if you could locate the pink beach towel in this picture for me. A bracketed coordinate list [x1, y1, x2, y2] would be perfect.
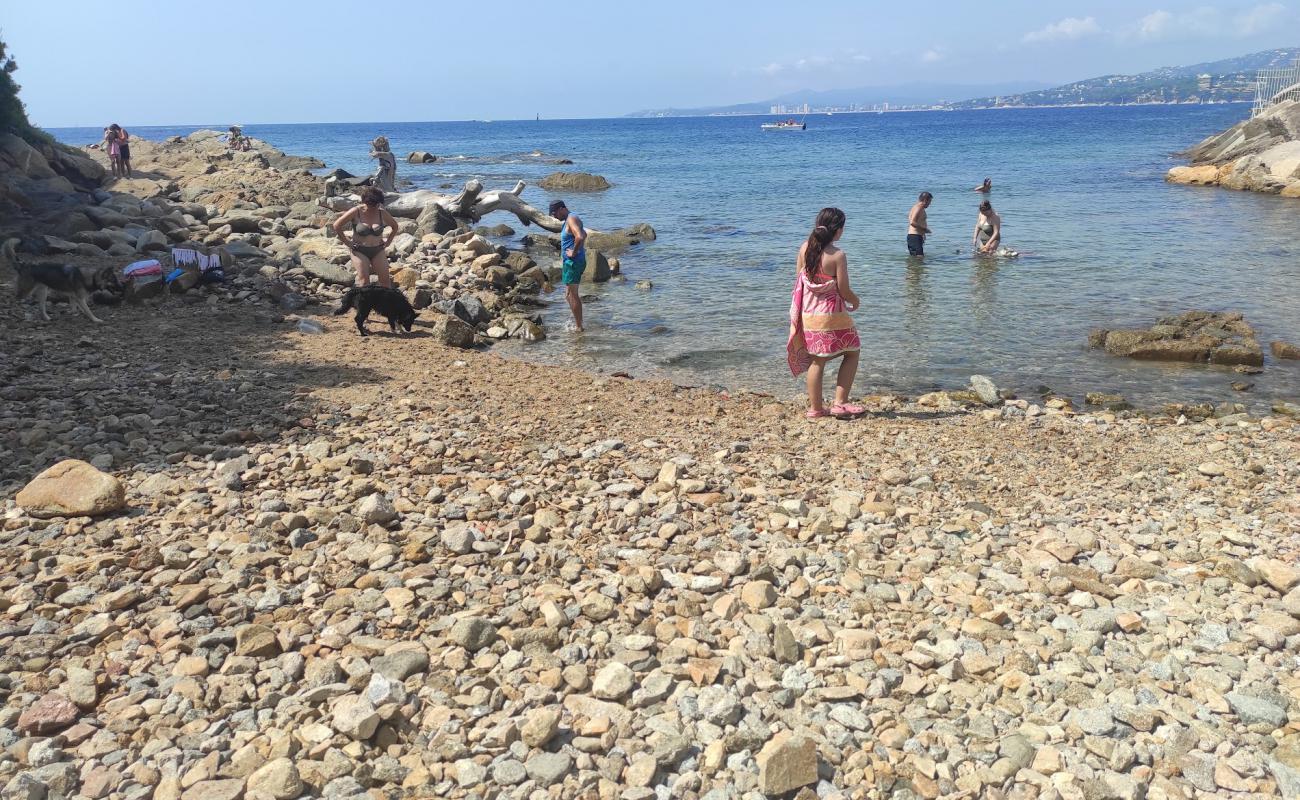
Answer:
[786, 272, 860, 377]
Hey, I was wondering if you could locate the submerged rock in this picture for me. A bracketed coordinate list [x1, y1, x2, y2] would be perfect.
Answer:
[1091, 310, 1264, 366]
[1272, 340, 1300, 360]
[538, 171, 611, 192]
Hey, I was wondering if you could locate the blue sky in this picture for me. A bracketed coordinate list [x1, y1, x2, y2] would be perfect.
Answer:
[5, 0, 1298, 125]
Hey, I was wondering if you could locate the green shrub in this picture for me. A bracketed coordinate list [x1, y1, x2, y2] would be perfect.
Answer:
[0, 37, 49, 144]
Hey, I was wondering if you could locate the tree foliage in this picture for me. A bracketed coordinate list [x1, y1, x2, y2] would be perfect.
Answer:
[0, 36, 38, 140]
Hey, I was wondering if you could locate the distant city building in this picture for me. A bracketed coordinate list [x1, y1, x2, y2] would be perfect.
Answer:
[1198, 74, 1213, 91]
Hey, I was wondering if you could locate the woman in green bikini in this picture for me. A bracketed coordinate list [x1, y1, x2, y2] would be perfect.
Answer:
[973, 200, 1001, 254]
[333, 186, 397, 287]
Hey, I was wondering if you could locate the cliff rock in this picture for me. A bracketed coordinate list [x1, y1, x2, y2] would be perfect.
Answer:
[1167, 100, 1300, 196]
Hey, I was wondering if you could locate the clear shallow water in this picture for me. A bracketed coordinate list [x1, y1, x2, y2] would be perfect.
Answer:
[52, 107, 1300, 408]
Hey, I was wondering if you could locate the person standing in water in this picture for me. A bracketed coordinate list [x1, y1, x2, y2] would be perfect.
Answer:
[550, 200, 587, 331]
[972, 177, 992, 194]
[786, 207, 863, 419]
[907, 192, 932, 256]
[973, 201, 1001, 254]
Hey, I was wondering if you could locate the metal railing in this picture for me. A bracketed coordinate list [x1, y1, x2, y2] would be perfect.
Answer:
[1253, 59, 1300, 115]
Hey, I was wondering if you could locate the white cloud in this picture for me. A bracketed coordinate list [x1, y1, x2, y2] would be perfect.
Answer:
[1022, 16, 1103, 44]
[1135, 10, 1174, 39]
[754, 50, 871, 76]
[921, 48, 944, 63]
[1127, 3, 1293, 41]
[1236, 2, 1287, 34]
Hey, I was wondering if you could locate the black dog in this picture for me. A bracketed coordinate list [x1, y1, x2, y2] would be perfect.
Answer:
[334, 286, 418, 336]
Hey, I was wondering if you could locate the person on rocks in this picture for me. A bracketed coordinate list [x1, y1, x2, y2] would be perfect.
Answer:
[227, 126, 250, 151]
[111, 124, 132, 178]
[103, 126, 122, 177]
[786, 207, 864, 419]
[549, 200, 587, 332]
[369, 136, 397, 194]
[973, 200, 1002, 254]
[907, 191, 932, 257]
[333, 186, 397, 288]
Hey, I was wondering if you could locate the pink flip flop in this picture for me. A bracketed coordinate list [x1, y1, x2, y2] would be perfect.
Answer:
[830, 403, 865, 418]
[806, 408, 830, 419]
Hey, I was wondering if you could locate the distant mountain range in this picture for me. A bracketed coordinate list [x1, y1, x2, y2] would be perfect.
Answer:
[628, 48, 1299, 117]
[946, 48, 1299, 109]
[625, 82, 1054, 117]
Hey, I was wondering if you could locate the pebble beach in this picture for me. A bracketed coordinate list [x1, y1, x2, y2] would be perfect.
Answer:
[1, 128, 1300, 800]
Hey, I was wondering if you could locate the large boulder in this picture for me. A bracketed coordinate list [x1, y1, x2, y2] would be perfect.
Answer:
[580, 250, 612, 283]
[539, 172, 611, 192]
[209, 211, 264, 234]
[223, 240, 269, 259]
[1169, 100, 1300, 196]
[415, 203, 458, 236]
[302, 258, 355, 286]
[0, 134, 98, 207]
[407, 151, 437, 164]
[16, 460, 126, 519]
[504, 252, 537, 273]
[431, 314, 475, 348]
[436, 296, 489, 327]
[585, 223, 657, 254]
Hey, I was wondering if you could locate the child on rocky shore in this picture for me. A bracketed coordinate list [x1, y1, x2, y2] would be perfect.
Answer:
[786, 207, 864, 419]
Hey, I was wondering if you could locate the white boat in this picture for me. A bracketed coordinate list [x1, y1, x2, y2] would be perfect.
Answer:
[761, 118, 806, 131]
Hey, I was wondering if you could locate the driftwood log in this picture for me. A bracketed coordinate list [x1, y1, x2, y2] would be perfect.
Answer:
[385, 179, 563, 232]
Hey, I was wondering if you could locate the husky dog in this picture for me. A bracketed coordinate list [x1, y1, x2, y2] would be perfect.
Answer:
[2, 238, 120, 324]
[334, 285, 418, 336]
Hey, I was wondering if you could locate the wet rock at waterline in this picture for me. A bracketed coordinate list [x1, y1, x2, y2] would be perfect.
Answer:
[1091, 310, 1264, 367]
[538, 171, 611, 192]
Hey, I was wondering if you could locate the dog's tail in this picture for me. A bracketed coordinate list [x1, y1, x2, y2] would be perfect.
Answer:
[334, 287, 357, 315]
[0, 238, 20, 273]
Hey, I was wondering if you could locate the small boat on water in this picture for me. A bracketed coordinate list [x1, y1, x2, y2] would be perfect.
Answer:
[762, 118, 807, 131]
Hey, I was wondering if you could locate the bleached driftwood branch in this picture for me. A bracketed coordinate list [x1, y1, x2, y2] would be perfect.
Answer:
[385, 179, 562, 231]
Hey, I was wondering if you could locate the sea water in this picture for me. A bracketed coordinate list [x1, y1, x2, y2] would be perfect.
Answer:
[51, 105, 1300, 408]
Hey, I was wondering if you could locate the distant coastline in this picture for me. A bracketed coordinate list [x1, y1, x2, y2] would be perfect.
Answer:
[627, 100, 1254, 120]
[627, 46, 1295, 119]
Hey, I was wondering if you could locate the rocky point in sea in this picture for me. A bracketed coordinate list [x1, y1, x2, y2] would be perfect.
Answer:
[2, 125, 1300, 800]
[1167, 98, 1300, 197]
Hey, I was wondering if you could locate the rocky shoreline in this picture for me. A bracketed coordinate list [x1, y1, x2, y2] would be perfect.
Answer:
[1, 129, 1300, 800]
[1167, 99, 1300, 196]
[3, 129, 655, 349]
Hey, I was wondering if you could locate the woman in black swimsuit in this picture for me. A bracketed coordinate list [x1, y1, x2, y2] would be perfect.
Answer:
[332, 186, 398, 288]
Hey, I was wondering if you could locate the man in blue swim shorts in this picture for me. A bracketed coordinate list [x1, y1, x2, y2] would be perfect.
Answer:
[550, 200, 588, 331]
